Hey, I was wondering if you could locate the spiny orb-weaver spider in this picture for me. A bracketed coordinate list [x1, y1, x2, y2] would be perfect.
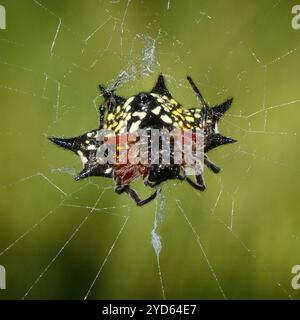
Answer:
[49, 74, 237, 206]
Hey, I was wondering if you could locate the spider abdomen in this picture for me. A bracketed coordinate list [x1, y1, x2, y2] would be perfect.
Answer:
[49, 74, 237, 206]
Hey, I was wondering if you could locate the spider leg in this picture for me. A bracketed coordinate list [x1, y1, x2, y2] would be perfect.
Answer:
[98, 83, 126, 118]
[204, 156, 221, 174]
[177, 169, 187, 181]
[99, 87, 117, 114]
[186, 76, 209, 109]
[177, 174, 186, 181]
[114, 176, 159, 206]
[186, 174, 206, 191]
[114, 176, 127, 194]
[179, 166, 205, 190]
[126, 186, 159, 206]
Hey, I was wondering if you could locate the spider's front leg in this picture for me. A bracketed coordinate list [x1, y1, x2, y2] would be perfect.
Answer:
[98, 87, 117, 129]
[98, 84, 125, 129]
[186, 76, 209, 109]
[186, 174, 206, 191]
[114, 177, 159, 206]
[204, 156, 221, 174]
[126, 186, 159, 206]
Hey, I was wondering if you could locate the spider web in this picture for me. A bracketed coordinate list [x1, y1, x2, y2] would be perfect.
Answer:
[1, 0, 300, 299]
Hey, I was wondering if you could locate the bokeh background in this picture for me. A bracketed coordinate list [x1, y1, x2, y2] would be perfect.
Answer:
[1, 0, 300, 299]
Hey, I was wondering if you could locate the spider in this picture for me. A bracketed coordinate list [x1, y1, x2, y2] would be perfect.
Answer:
[49, 74, 237, 206]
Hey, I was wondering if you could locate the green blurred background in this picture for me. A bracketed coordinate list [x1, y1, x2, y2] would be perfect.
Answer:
[1, 0, 300, 299]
